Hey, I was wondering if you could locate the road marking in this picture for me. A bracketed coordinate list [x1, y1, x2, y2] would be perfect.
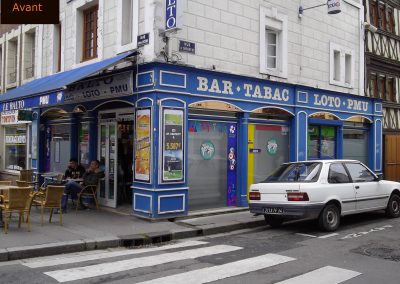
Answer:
[296, 233, 317, 238]
[44, 245, 242, 282]
[341, 225, 393, 240]
[136, 254, 296, 284]
[274, 266, 361, 284]
[23, 240, 208, 268]
[318, 233, 339, 239]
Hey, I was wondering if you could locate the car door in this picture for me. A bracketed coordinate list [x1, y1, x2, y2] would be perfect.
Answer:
[327, 163, 356, 214]
[344, 162, 385, 210]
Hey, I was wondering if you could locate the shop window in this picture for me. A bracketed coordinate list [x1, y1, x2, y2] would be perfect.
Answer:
[308, 125, 336, 159]
[330, 42, 354, 88]
[82, 5, 98, 61]
[79, 123, 90, 167]
[369, 1, 379, 28]
[343, 129, 368, 165]
[4, 126, 27, 171]
[259, 6, 288, 78]
[50, 124, 71, 173]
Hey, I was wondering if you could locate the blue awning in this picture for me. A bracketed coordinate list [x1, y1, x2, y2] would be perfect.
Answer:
[0, 51, 136, 102]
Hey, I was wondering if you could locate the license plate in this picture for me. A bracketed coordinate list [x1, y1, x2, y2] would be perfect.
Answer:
[263, 207, 284, 214]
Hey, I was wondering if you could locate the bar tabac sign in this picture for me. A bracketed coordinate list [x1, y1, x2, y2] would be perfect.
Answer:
[1, 0, 59, 24]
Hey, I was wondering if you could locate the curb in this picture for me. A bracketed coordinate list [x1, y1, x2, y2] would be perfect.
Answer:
[0, 219, 265, 262]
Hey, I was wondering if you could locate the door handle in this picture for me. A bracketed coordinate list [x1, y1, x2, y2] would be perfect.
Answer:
[355, 186, 360, 189]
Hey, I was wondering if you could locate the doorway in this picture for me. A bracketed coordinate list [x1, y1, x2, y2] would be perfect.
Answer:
[98, 109, 134, 208]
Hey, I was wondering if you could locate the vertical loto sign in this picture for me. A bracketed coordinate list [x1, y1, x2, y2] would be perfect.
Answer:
[165, 0, 183, 31]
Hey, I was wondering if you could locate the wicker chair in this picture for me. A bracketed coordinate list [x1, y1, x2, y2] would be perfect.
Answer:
[16, 180, 28, 187]
[0, 180, 12, 200]
[76, 184, 99, 211]
[19, 169, 38, 188]
[31, 185, 65, 225]
[0, 186, 32, 234]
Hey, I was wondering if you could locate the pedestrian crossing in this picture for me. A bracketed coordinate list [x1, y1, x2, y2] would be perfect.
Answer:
[20, 240, 362, 283]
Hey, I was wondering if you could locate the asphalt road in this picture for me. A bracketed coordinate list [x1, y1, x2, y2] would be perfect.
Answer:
[0, 210, 399, 283]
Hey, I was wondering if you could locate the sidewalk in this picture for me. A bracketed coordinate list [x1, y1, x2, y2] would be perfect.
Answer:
[0, 206, 265, 261]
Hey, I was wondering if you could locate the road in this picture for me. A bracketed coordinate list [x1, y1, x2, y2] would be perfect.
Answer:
[0, 211, 399, 283]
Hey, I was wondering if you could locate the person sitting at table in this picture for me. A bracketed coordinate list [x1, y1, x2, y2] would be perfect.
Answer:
[64, 158, 86, 180]
[64, 160, 104, 210]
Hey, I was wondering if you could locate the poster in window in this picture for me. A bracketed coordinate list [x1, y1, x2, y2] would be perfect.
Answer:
[134, 108, 151, 182]
[162, 108, 184, 182]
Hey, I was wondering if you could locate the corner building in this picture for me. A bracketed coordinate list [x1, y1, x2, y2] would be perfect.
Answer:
[0, 0, 382, 219]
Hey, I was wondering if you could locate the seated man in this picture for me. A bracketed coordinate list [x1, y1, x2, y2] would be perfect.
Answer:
[64, 158, 86, 180]
[64, 160, 104, 209]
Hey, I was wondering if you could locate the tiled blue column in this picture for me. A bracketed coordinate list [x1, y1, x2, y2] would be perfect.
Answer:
[237, 112, 249, 207]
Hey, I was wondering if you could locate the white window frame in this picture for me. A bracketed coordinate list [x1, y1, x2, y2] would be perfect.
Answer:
[116, 0, 139, 54]
[259, 6, 288, 78]
[329, 42, 355, 88]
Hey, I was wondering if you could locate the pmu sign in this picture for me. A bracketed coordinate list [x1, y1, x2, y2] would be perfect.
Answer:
[165, 0, 177, 30]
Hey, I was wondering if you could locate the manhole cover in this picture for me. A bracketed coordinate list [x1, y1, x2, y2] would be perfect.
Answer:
[352, 245, 400, 262]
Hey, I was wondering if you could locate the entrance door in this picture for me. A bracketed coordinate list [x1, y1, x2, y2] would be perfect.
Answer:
[98, 122, 118, 208]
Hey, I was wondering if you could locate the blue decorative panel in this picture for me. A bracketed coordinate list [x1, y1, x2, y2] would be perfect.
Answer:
[158, 194, 185, 214]
[297, 91, 308, 103]
[137, 71, 154, 88]
[134, 192, 152, 214]
[160, 71, 186, 88]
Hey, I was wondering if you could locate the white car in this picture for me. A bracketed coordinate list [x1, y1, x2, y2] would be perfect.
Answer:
[248, 160, 400, 231]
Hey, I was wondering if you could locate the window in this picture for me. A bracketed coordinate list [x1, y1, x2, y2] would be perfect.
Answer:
[4, 126, 27, 171]
[387, 78, 395, 102]
[23, 31, 35, 80]
[308, 126, 336, 159]
[345, 163, 376, 182]
[82, 5, 98, 61]
[369, 1, 379, 27]
[260, 7, 287, 78]
[368, 73, 379, 98]
[264, 162, 321, 183]
[53, 23, 62, 72]
[388, 9, 394, 33]
[117, 0, 138, 53]
[330, 42, 354, 88]
[7, 39, 18, 85]
[328, 164, 350, 184]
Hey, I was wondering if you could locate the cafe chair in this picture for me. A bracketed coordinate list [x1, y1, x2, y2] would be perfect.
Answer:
[19, 169, 38, 189]
[0, 180, 12, 200]
[16, 180, 28, 187]
[76, 184, 99, 211]
[0, 186, 32, 234]
[31, 185, 65, 226]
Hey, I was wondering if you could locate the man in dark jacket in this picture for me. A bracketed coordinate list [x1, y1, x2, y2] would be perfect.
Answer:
[64, 158, 86, 179]
[64, 160, 104, 209]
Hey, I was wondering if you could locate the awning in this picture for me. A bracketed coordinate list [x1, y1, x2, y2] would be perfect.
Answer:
[0, 51, 137, 102]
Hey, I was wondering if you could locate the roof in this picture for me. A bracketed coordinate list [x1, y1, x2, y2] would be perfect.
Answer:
[0, 51, 136, 102]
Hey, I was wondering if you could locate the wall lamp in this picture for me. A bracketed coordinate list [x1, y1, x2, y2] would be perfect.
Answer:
[299, 0, 341, 18]
[364, 22, 378, 33]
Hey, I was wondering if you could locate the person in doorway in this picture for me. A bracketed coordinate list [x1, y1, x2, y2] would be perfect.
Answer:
[64, 160, 104, 210]
[64, 158, 86, 180]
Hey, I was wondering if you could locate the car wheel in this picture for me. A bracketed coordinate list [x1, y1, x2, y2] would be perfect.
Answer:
[264, 215, 284, 228]
[318, 204, 340, 232]
[386, 194, 400, 218]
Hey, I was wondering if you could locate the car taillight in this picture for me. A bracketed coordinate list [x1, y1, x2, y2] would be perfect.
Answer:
[249, 191, 260, 200]
[287, 192, 309, 201]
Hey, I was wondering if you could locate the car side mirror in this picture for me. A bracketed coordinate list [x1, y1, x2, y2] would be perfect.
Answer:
[376, 173, 383, 181]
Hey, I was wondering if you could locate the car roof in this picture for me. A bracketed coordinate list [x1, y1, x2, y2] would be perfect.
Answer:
[286, 159, 361, 164]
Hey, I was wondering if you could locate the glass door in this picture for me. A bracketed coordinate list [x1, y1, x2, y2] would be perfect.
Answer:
[98, 122, 117, 208]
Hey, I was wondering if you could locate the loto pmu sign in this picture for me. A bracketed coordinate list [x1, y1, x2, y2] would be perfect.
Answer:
[165, 0, 183, 31]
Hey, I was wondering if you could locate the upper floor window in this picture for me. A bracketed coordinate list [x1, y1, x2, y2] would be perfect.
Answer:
[259, 7, 287, 78]
[117, 0, 138, 53]
[121, 0, 133, 45]
[23, 30, 36, 80]
[7, 39, 18, 85]
[369, 1, 378, 27]
[330, 42, 354, 88]
[53, 23, 62, 72]
[82, 5, 98, 61]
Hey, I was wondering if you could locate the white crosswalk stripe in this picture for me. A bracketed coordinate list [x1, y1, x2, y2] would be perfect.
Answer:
[136, 254, 296, 284]
[274, 266, 362, 284]
[22, 240, 208, 268]
[44, 244, 242, 283]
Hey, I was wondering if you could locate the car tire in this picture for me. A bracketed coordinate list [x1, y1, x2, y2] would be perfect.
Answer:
[318, 204, 340, 232]
[386, 194, 400, 218]
[264, 215, 284, 228]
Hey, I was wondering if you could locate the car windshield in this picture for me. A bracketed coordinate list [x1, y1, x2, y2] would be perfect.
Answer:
[263, 162, 322, 182]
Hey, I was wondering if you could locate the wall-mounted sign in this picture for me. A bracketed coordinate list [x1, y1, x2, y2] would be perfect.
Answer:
[327, 0, 341, 14]
[165, 0, 177, 31]
[135, 108, 151, 182]
[2, 100, 25, 112]
[162, 107, 184, 182]
[5, 135, 26, 144]
[1, 110, 31, 125]
[267, 139, 278, 155]
[65, 72, 133, 103]
[137, 33, 150, 47]
[179, 40, 195, 54]
[249, 148, 261, 153]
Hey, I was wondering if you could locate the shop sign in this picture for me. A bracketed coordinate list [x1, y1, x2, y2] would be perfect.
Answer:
[1, 110, 31, 125]
[64, 72, 133, 103]
[135, 108, 151, 182]
[2, 99, 25, 111]
[165, 0, 177, 31]
[161, 107, 184, 183]
[200, 141, 215, 160]
[5, 135, 26, 144]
